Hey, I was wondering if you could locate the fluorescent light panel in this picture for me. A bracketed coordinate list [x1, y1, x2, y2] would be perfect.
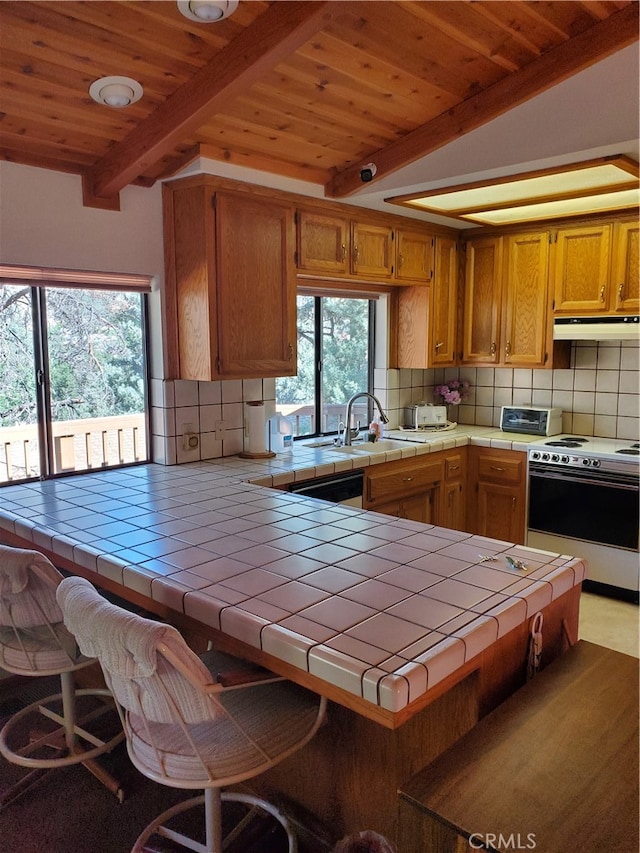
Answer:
[387, 156, 639, 225]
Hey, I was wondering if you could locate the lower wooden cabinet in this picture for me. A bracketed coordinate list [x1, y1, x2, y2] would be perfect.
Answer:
[439, 450, 467, 531]
[467, 446, 526, 544]
[364, 455, 443, 522]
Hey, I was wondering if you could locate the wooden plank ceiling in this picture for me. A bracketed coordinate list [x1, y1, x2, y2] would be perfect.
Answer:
[0, 0, 637, 207]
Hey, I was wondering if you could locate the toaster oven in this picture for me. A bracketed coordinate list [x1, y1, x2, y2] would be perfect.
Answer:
[500, 406, 563, 436]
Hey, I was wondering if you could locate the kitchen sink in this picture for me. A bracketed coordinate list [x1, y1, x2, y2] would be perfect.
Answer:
[330, 439, 412, 454]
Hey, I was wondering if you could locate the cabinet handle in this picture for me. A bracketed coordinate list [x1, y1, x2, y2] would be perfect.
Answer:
[341, 244, 347, 261]
[353, 245, 359, 264]
[490, 465, 505, 472]
[618, 283, 624, 302]
[398, 253, 404, 268]
[505, 340, 511, 357]
[512, 496, 516, 510]
[402, 476, 415, 482]
[288, 343, 294, 360]
[600, 285, 606, 302]
[435, 341, 444, 351]
[449, 465, 460, 472]
[490, 341, 497, 355]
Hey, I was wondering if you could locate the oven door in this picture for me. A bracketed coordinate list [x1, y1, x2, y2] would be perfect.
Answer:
[528, 464, 639, 551]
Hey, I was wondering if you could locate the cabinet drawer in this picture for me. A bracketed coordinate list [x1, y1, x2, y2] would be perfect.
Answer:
[477, 453, 523, 484]
[366, 458, 443, 504]
[445, 454, 463, 480]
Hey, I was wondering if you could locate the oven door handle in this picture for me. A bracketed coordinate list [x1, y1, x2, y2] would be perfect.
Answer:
[529, 468, 639, 491]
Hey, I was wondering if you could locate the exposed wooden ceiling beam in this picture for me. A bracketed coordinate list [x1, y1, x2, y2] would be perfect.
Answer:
[324, 4, 640, 199]
[83, 1, 340, 205]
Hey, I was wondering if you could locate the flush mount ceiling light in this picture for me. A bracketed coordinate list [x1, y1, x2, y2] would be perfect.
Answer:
[387, 156, 640, 226]
[89, 76, 143, 108]
[177, 0, 238, 22]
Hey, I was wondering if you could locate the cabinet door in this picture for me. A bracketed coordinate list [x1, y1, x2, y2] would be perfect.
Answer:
[431, 236, 459, 365]
[476, 482, 525, 544]
[395, 228, 434, 283]
[553, 224, 612, 313]
[351, 222, 394, 278]
[296, 209, 349, 275]
[216, 192, 296, 377]
[502, 231, 550, 366]
[376, 489, 436, 524]
[462, 237, 503, 364]
[612, 221, 639, 312]
[441, 480, 465, 531]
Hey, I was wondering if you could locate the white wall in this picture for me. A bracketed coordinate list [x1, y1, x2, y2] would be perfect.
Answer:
[0, 161, 166, 377]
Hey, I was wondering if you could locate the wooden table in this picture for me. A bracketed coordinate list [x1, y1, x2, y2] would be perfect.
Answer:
[398, 640, 640, 853]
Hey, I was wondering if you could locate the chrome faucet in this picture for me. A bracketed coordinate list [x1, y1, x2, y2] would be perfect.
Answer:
[342, 392, 390, 445]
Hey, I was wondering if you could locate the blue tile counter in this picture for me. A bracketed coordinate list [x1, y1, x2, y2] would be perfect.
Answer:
[0, 428, 584, 721]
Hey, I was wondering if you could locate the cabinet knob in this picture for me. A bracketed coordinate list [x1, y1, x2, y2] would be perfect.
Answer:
[490, 341, 497, 356]
[505, 340, 511, 357]
[600, 285, 606, 302]
[435, 341, 444, 351]
[402, 476, 414, 482]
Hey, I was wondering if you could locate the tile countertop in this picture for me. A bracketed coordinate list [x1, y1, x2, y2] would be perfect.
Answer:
[0, 427, 585, 713]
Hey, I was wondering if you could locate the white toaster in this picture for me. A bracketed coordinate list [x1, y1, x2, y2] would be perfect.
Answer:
[404, 404, 448, 429]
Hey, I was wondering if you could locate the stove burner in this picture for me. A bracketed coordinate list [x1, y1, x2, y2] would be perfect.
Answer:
[545, 440, 584, 448]
[616, 448, 640, 456]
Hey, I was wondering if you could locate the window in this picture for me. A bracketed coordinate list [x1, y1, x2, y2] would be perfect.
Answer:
[0, 265, 150, 484]
[276, 294, 375, 438]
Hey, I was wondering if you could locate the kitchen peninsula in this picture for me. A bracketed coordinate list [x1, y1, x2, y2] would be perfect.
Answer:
[0, 427, 584, 841]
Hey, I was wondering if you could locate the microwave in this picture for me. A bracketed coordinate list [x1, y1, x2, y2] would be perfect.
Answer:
[500, 406, 563, 437]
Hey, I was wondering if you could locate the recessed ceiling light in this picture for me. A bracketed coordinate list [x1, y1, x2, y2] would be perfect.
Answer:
[177, 0, 238, 22]
[386, 156, 640, 226]
[89, 76, 143, 108]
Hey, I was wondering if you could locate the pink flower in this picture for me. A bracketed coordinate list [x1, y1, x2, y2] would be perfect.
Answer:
[435, 380, 469, 405]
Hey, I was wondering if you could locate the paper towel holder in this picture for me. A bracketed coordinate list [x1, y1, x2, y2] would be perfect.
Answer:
[239, 400, 276, 459]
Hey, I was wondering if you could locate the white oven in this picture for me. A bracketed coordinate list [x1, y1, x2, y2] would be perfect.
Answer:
[526, 436, 639, 602]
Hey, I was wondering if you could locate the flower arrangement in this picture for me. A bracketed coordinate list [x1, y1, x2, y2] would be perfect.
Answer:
[435, 378, 470, 406]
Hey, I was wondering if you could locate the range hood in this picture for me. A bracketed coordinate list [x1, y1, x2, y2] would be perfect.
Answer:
[554, 315, 640, 341]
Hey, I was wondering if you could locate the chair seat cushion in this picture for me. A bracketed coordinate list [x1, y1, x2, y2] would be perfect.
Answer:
[0, 623, 82, 674]
[126, 678, 323, 786]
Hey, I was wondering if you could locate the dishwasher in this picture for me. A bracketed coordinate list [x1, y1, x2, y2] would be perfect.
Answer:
[287, 469, 364, 508]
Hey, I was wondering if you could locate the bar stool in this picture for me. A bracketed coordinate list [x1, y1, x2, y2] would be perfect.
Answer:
[57, 575, 327, 853]
[0, 544, 124, 806]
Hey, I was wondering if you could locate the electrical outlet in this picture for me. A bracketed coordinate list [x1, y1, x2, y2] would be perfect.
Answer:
[215, 420, 225, 440]
[182, 432, 199, 452]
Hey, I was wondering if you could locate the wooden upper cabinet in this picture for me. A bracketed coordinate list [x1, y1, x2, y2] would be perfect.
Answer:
[397, 236, 458, 369]
[351, 221, 394, 279]
[502, 231, 551, 366]
[296, 206, 435, 284]
[165, 181, 296, 381]
[215, 193, 297, 378]
[462, 231, 564, 368]
[296, 209, 349, 275]
[553, 224, 612, 313]
[395, 228, 434, 284]
[612, 221, 639, 312]
[462, 236, 503, 364]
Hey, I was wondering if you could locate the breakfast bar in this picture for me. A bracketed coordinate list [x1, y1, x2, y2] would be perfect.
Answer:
[0, 432, 585, 841]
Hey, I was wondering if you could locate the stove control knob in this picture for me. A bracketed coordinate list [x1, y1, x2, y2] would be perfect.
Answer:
[561, 455, 569, 463]
[531, 451, 540, 460]
[592, 459, 601, 468]
[551, 454, 560, 462]
[542, 453, 550, 461]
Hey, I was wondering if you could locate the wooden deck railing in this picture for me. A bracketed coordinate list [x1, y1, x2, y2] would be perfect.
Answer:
[0, 414, 147, 483]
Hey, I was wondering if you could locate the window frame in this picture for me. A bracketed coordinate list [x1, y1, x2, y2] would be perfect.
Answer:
[0, 265, 152, 485]
[279, 292, 377, 441]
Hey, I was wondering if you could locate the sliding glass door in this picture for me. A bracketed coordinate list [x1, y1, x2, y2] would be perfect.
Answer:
[0, 283, 149, 484]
